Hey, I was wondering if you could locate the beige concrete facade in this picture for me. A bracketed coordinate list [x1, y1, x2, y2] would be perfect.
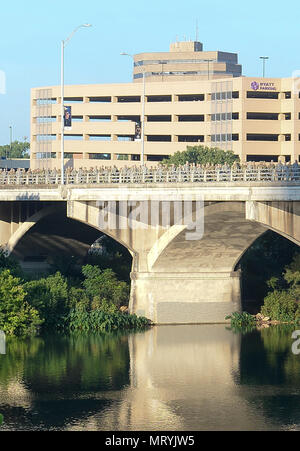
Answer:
[132, 40, 242, 82]
[31, 76, 300, 170]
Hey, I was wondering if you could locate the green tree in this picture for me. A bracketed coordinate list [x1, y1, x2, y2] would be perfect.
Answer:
[0, 140, 30, 159]
[261, 254, 300, 322]
[162, 145, 240, 167]
[24, 272, 69, 329]
[0, 270, 42, 336]
[82, 265, 129, 308]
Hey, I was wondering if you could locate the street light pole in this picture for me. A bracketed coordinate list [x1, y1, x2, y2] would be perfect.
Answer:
[260, 56, 269, 78]
[121, 52, 145, 165]
[60, 24, 92, 185]
[61, 40, 65, 184]
[7, 126, 12, 170]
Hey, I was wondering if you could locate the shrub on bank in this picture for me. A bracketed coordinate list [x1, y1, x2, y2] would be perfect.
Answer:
[0, 270, 42, 336]
[66, 309, 150, 333]
[261, 254, 300, 323]
[0, 250, 149, 336]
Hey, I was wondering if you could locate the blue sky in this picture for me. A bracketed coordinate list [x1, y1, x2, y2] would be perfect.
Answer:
[0, 0, 300, 145]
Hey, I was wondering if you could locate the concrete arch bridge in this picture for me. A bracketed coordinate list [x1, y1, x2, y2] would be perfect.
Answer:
[0, 167, 299, 323]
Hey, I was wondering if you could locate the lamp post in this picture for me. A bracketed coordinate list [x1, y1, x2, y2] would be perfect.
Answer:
[260, 56, 269, 78]
[7, 126, 12, 170]
[61, 24, 92, 184]
[121, 52, 145, 165]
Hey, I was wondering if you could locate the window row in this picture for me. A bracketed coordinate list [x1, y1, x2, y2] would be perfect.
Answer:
[36, 112, 300, 123]
[36, 90, 300, 105]
[37, 132, 300, 143]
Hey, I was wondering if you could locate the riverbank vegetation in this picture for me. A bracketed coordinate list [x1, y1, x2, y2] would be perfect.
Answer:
[227, 252, 300, 330]
[0, 248, 150, 337]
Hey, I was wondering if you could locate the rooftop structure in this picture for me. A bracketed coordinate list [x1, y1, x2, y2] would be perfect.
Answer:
[132, 40, 242, 82]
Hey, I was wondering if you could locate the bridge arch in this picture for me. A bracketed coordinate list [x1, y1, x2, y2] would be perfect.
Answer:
[7, 203, 132, 279]
[6, 204, 63, 255]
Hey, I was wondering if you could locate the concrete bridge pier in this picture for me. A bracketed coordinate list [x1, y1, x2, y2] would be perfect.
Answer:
[130, 270, 241, 324]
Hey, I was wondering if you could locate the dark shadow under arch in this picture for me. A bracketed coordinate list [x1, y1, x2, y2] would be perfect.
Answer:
[237, 229, 300, 312]
[11, 204, 132, 281]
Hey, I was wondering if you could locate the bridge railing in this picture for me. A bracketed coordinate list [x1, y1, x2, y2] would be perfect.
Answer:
[0, 163, 300, 185]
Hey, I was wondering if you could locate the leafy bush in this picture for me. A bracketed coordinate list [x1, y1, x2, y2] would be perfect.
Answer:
[24, 272, 70, 329]
[0, 270, 42, 336]
[261, 291, 299, 322]
[67, 309, 150, 333]
[260, 254, 300, 322]
[82, 265, 129, 308]
[226, 312, 256, 333]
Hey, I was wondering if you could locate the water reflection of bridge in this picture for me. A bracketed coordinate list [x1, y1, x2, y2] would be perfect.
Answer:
[1, 326, 297, 431]
[68, 326, 280, 431]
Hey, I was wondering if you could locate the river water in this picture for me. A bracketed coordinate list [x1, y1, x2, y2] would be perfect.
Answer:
[0, 324, 300, 431]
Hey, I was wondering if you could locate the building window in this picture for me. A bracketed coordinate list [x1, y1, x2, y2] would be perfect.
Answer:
[247, 155, 279, 162]
[89, 135, 111, 141]
[211, 92, 232, 101]
[118, 115, 140, 122]
[232, 112, 239, 120]
[89, 96, 111, 103]
[178, 115, 204, 122]
[147, 155, 168, 162]
[36, 134, 56, 141]
[178, 94, 204, 102]
[147, 115, 172, 122]
[64, 97, 83, 103]
[247, 112, 278, 120]
[64, 135, 83, 140]
[247, 91, 279, 99]
[117, 96, 141, 103]
[285, 134, 291, 141]
[285, 113, 291, 120]
[211, 113, 233, 121]
[178, 136, 204, 142]
[117, 135, 135, 141]
[147, 135, 171, 142]
[36, 98, 56, 105]
[211, 134, 236, 142]
[89, 153, 111, 160]
[147, 95, 172, 102]
[36, 152, 56, 159]
[247, 134, 279, 141]
[36, 116, 57, 123]
[232, 91, 239, 99]
[89, 116, 111, 122]
[284, 91, 292, 99]
[131, 154, 141, 161]
[116, 154, 129, 160]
